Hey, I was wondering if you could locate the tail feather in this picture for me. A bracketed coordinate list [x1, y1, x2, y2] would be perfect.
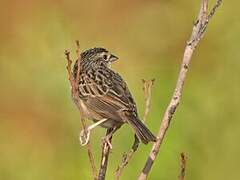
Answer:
[127, 116, 156, 144]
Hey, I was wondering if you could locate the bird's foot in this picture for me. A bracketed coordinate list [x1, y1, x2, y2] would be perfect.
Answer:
[101, 136, 113, 150]
[79, 118, 108, 146]
[79, 129, 90, 146]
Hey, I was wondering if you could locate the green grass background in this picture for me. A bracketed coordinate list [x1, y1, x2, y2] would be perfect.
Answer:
[0, 0, 239, 179]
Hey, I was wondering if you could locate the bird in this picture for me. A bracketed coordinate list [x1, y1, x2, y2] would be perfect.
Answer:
[73, 47, 156, 145]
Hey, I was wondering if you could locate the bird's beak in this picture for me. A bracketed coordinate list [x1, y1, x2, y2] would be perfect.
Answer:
[109, 54, 118, 62]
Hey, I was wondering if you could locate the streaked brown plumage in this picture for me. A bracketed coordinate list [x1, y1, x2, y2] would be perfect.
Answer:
[73, 47, 156, 144]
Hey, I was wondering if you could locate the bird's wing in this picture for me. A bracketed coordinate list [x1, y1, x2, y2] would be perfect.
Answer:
[78, 67, 138, 121]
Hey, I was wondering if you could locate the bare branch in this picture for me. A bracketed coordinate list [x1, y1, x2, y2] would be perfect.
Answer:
[80, 117, 98, 180]
[208, 0, 222, 20]
[115, 79, 155, 179]
[64, 50, 76, 93]
[138, 1, 222, 179]
[64, 42, 98, 179]
[178, 152, 187, 180]
[76, 40, 81, 58]
[98, 129, 113, 180]
[75, 41, 81, 88]
[115, 136, 139, 180]
[142, 79, 155, 123]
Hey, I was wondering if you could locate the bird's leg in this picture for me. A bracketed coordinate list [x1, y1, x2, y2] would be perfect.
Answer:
[101, 126, 120, 149]
[132, 134, 140, 151]
[79, 118, 108, 146]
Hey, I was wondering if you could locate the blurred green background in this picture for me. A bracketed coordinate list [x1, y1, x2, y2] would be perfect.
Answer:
[0, 0, 239, 179]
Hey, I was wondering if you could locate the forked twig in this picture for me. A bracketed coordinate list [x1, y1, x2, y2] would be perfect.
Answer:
[64, 42, 97, 179]
[178, 152, 187, 180]
[115, 79, 155, 179]
[138, 1, 222, 179]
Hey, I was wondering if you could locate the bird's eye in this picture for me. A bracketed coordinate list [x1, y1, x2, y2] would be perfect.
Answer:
[103, 54, 108, 60]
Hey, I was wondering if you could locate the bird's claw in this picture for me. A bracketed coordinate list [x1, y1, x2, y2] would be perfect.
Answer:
[79, 119, 108, 146]
[101, 136, 113, 150]
[79, 129, 90, 146]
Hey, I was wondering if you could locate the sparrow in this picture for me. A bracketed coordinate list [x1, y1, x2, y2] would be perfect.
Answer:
[73, 47, 156, 144]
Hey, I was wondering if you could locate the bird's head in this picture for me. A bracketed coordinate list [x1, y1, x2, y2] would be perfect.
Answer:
[81, 47, 118, 66]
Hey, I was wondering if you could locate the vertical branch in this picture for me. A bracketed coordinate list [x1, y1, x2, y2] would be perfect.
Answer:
[178, 152, 187, 180]
[75, 40, 81, 87]
[115, 79, 155, 179]
[64, 50, 76, 93]
[98, 129, 113, 180]
[142, 79, 155, 123]
[80, 117, 98, 180]
[64, 42, 97, 179]
[138, 0, 222, 179]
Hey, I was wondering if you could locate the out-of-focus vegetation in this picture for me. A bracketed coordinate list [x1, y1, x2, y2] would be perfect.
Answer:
[0, 0, 239, 179]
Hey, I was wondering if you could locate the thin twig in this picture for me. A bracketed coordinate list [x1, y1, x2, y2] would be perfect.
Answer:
[64, 50, 76, 93]
[64, 42, 98, 179]
[75, 40, 81, 87]
[178, 152, 187, 180]
[208, 0, 222, 20]
[80, 118, 98, 180]
[98, 129, 113, 180]
[142, 79, 155, 123]
[76, 40, 81, 58]
[115, 79, 155, 179]
[138, 1, 222, 179]
[115, 136, 139, 180]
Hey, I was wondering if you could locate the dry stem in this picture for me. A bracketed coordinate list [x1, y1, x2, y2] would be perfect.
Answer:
[178, 152, 187, 180]
[98, 129, 113, 180]
[115, 79, 155, 179]
[138, 1, 222, 179]
[64, 42, 97, 179]
[142, 79, 155, 123]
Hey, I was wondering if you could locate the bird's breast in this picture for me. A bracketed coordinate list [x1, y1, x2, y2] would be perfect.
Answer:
[79, 99, 90, 118]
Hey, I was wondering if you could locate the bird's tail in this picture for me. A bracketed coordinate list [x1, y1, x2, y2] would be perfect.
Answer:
[127, 116, 156, 144]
